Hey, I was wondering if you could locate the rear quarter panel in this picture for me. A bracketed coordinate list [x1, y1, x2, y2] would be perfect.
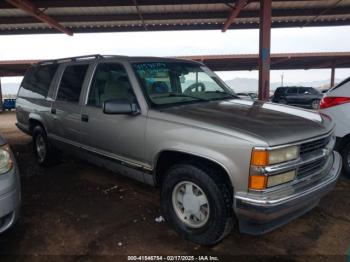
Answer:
[321, 82, 350, 138]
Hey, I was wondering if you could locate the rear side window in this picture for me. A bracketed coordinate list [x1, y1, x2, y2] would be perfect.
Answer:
[274, 88, 285, 96]
[57, 64, 89, 103]
[286, 88, 297, 94]
[19, 64, 58, 99]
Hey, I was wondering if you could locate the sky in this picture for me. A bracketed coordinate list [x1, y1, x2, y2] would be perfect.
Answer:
[1, 25, 350, 86]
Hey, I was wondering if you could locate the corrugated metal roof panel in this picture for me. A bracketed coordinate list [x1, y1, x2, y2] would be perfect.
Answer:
[44, 6, 137, 16]
[0, 0, 350, 34]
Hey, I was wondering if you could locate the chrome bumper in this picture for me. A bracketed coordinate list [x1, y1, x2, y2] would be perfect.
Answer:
[234, 151, 342, 235]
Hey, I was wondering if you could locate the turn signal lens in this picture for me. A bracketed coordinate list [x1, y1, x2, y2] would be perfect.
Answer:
[0, 144, 13, 174]
[251, 149, 269, 166]
[249, 175, 267, 190]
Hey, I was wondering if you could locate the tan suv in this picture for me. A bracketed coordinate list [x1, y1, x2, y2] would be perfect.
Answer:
[16, 55, 342, 245]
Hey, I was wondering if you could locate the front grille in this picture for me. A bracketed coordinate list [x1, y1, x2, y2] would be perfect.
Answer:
[297, 134, 332, 179]
[300, 135, 330, 156]
[297, 158, 325, 179]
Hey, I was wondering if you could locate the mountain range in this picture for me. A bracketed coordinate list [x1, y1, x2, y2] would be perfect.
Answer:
[225, 78, 339, 93]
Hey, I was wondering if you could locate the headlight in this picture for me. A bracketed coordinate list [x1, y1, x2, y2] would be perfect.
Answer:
[251, 145, 299, 166]
[0, 144, 13, 174]
[268, 146, 299, 165]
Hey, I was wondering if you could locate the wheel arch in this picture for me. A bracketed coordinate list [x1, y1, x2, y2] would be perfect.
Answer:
[154, 150, 233, 195]
[336, 133, 350, 152]
[28, 114, 46, 135]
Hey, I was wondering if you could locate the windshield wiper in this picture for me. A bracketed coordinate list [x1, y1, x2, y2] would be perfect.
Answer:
[205, 90, 239, 99]
[165, 93, 210, 102]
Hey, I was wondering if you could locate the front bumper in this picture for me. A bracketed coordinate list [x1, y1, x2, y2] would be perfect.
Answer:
[234, 151, 342, 235]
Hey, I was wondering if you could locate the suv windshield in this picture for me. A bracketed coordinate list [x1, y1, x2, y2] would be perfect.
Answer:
[132, 62, 237, 107]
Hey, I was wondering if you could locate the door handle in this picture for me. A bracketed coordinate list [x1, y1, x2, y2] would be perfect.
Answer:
[81, 114, 89, 122]
[51, 108, 56, 114]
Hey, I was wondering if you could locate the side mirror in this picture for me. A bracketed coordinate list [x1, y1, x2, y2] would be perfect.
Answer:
[103, 99, 139, 115]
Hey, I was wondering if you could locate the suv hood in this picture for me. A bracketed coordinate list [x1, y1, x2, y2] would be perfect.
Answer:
[159, 99, 333, 146]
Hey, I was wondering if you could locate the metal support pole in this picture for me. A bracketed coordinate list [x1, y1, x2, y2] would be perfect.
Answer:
[0, 78, 3, 112]
[330, 67, 335, 87]
[258, 0, 272, 101]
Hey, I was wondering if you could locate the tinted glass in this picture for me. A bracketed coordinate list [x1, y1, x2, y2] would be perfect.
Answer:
[57, 64, 89, 102]
[298, 87, 319, 95]
[88, 63, 135, 107]
[286, 88, 297, 94]
[133, 62, 235, 107]
[19, 64, 58, 99]
[275, 88, 286, 96]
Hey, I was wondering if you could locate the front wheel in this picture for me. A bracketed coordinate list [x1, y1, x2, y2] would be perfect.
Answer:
[161, 164, 233, 245]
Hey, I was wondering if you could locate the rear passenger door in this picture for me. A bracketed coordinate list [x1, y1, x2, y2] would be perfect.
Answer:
[80, 62, 147, 171]
[286, 87, 298, 104]
[297, 87, 310, 105]
[50, 63, 90, 144]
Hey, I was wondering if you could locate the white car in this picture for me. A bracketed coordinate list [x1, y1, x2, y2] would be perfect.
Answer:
[320, 77, 350, 177]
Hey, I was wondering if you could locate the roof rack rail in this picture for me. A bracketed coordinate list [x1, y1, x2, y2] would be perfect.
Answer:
[37, 54, 105, 65]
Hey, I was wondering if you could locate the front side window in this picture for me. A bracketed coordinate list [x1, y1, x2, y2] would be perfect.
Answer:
[132, 62, 236, 107]
[57, 64, 89, 103]
[298, 87, 319, 95]
[19, 64, 58, 99]
[87, 63, 135, 107]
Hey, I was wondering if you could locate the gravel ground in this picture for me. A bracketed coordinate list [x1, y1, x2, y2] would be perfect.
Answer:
[0, 111, 349, 261]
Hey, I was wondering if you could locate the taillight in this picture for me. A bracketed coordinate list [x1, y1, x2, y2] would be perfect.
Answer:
[320, 97, 350, 109]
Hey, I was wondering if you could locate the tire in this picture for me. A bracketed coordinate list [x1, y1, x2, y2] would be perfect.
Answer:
[279, 99, 287, 105]
[32, 125, 60, 166]
[341, 140, 350, 178]
[311, 99, 320, 110]
[161, 163, 234, 245]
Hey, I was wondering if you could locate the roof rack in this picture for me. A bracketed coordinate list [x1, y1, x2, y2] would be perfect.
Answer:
[37, 54, 106, 65]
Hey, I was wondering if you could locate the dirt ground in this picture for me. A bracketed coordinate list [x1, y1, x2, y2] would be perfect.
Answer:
[0, 111, 349, 261]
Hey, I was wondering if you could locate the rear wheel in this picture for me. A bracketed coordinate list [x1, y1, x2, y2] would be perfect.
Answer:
[341, 141, 350, 178]
[311, 99, 320, 110]
[32, 125, 60, 166]
[161, 163, 234, 245]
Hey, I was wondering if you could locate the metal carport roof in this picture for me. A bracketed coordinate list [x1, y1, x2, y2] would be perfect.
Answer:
[0, 0, 350, 35]
[1, 52, 350, 77]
